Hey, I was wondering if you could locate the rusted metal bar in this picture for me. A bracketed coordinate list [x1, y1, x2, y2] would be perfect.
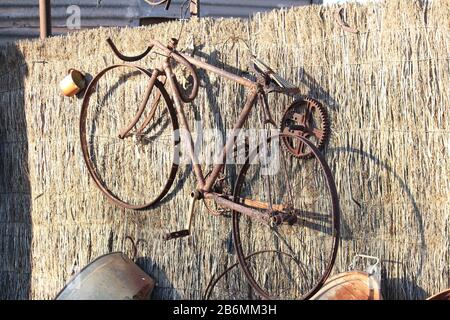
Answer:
[190, 0, 200, 17]
[214, 193, 285, 212]
[39, 0, 51, 39]
[148, 39, 256, 89]
[164, 62, 206, 189]
[136, 76, 166, 135]
[107, 38, 154, 62]
[203, 90, 258, 191]
[164, 191, 198, 240]
[168, 46, 200, 103]
[240, 197, 283, 212]
[180, 52, 256, 89]
[118, 69, 160, 139]
[205, 192, 270, 226]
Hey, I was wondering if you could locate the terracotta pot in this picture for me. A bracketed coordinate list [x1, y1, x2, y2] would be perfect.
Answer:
[427, 289, 450, 300]
[55, 252, 154, 300]
[59, 68, 86, 97]
[311, 271, 382, 300]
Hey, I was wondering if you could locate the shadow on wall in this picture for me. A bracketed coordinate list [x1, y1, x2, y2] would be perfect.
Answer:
[0, 44, 31, 299]
[113, 48, 428, 299]
[294, 64, 427, 299]
[329, 147, 426, 300]
[119, 236, 181, 300]
[135, 255, 182, 300]
[120, 237, 182, 299]
[382, 269, 428, 301]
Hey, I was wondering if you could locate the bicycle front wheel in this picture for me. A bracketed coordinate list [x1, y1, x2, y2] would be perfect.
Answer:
[80, 64, 179, 209]
[232, 133, 340, 299]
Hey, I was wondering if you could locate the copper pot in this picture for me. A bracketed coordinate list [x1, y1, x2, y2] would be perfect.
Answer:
[311, 255, 382, 300]
[310, 271, 382, 300]
[59, 68, 86, 97]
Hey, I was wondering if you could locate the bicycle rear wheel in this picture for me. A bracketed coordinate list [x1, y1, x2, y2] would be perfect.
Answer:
[232, 133, 340, 299]
[80, 64, 179, 209]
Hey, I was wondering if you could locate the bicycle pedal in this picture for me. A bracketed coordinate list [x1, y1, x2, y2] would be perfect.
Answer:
[164, 230, 190, 241]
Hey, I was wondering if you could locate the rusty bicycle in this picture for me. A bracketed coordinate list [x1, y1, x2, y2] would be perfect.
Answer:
[79, 36, 340, 299]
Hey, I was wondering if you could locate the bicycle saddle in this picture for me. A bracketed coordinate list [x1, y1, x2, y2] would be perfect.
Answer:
[250, 56, 297, 89]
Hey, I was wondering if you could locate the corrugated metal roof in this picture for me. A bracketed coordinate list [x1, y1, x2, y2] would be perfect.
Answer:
[140, 0, 320, 18]
[0, 0, 140, 45]
[201, 0, 317, 18]
[0, 0, 321, 45]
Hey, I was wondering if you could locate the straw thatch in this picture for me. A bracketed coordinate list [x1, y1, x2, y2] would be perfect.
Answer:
[0, 0, 448, 299]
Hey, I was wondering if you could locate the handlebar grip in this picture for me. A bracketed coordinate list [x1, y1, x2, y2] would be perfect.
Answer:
[107, 38, 153, 62]
[171, 52, 199, 103]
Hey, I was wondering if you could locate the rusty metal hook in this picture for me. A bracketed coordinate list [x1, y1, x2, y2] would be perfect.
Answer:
[124, 236, 138, 261]
[124, 236, 149, 261]
[335, 7, 359, 34]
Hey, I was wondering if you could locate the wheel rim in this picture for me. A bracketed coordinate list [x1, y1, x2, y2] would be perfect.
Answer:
[80, 64, 179, 210]
[232, 133, 340, 299]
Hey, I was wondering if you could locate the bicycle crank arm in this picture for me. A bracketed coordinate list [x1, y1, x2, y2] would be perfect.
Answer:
[164, 190, 200, 241]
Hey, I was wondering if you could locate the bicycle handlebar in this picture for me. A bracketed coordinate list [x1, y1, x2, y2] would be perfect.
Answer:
[106, 37, 199, 103]
[169, 50, 199, 103]
[106, 38, 154, 62]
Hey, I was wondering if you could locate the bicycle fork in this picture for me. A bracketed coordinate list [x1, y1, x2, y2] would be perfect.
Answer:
[117, 71, 166, 140]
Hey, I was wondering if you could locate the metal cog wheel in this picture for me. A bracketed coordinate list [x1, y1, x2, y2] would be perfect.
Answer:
[280, 97, 330, 159]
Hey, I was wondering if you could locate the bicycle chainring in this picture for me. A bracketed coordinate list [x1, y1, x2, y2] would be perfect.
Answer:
[280, 97, 330, 159]
[203, 172, 232, 216]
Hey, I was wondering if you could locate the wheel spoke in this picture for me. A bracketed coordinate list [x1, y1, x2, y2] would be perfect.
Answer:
[271, 232, 312, 294]
[93, 102, 120, 122]
[232, 133, 339, 299]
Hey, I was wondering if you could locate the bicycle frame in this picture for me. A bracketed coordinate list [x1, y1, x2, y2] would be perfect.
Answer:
[167, 63, 258, 192]
[82, 37, 340, 298]
[108, 37, 301, 226]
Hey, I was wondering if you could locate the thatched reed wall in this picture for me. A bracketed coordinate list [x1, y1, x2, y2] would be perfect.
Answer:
[0, 0, 448, 299]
